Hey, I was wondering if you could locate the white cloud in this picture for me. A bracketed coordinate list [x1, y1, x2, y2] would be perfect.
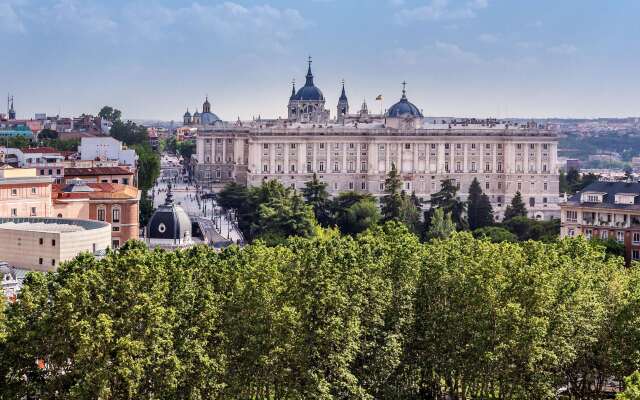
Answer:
[121, 1, 308, 52]
[0, 1, 25, 33]
[478, 33, 498, 43]
[51, 0, 117, 34]
[435, 41, 481, 63]
[395, 0, 489, 24]
[548, 44, 577, 55]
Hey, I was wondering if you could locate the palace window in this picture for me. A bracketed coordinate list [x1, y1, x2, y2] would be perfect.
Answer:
[290, 164, 296, 172]
[97, 207, 106, 222]
[471, 143, 476, 150]
[634, 250, 640, 260]
[31, 207, 37, 216]
[544, 182, 548, 191]
[634, 232, 640, 244]
[307, 162, 312, 173]
[485, 182, 490, 190]
[319, 162, 325, 172]
[456, 143, 462, 149]
[349, 182, 354, 190]
[485, 144, 491, 149]
[471, 162, 476, 172]
[263, 164, 268, 172]
[517, 182, 522, 191]
[361, 162, 367, 172]
[263, 144, 269, 149]
[333, 162, 339, 172]
[617, 231, 625, 242]
[361, 182, 367, 190]
[566, 210, 578, 222]
[405, 143, 411, 149]
[319, 143, 325, 149]
[291, 144, 296, 149]
[349, 143, 355, 149]
[11, 188, 17, 196]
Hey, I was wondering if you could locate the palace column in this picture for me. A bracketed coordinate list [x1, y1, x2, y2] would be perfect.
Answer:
[313, 142, 318, 172]
[356, 143, 361, 172]
[342, 143, 347, 173]
[269, 143, 275, 174]
[298, 142, 305, 174]
[326, 142, 331, 173]
[397, 143, 402, 172]
[537, 145, 542, 174]
[370, 142, 378, 174]
[413, 143, 418, 172]
[492, 143, 497, 173]
[284, 144, 289, 173]
[437, 143, 445, 173]
[463, 143, 468, 172]
[221, 140, 227, 164]
[385, 143, 390, 172]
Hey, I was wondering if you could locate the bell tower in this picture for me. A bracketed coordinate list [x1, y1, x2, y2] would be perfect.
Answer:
[337, 80, 349, 122]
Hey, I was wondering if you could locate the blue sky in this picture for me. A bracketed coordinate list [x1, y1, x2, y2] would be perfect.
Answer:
[1, 0, 639, 120]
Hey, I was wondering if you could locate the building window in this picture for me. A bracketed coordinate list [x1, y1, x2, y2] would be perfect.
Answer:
[498, 182, 502, 189]
[530, 144, 535, 149]
[52, 259, 56, 266]
[112, 208, 120, 223]
[39, 238, 44, 245]
[517, 144, 522, 149]
[544, 182, 548, 191]
[444, 144, 450, 149]
[543, 144, 548, 150]
[216, 170, 221, 178]
[39, 258, 43, 265]
[361, 182, 366, 190]
[11, 208, 17, 217]
[112, 240, 120, 249]
[617, 231, 625, 242]
[497, 163, 503, 173]
[319, 162, 325, 172]
[471, 162, 476, 172]
[517, 182, 522, 191]
[444, 162, 449, 172]
[497, 144, 503, 149]
[48, 169, 52, 175]
[31, 187, 36, 194]
[307, 162, 312, 173]
[349, 182, 354, 190]
[566, 210, 578, 222]
[333, 162, 339, 172]
[112, 226, 120, 232]
[263, 164, 268, 172]
[350, 143, 355, 149]
[361, 162, 367, 172]
[471, 143, 476, 150]
[634, 232, 640, 244]
[349, 161, 354, 172]
[568, 228, 575, 237]
[405, 182, 411, 190]
[431, 144, 436, 149]
[529, 197, 535, 207]
[634, 250, 640, 260]
[602, 230, 608, 240]
[485, 144, 491, 149]
[31, 207, 36, 216]
[380, 183, 384, 191]
[291, 143, 296, 149]
[11, 188, 17, 196]
[290, 164, 296, 172]
[485, 182, 490, 190]
[97, 207, 106, 221]
[485, 163, 490, 172]
[542, 164, 548, 172]
[405, 143, 411, 149]
[56, 169, 61, 175]
[456, 143, 462, 149]
[456, 162, 461, 172]
[52, 239, 56, 247]
[585, 229, 593, 239]
[263, 143, 269, 149]
[277, 164, 282, 173]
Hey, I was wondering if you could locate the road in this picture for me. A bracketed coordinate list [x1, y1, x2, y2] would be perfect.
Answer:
[151, 154, 243, 245]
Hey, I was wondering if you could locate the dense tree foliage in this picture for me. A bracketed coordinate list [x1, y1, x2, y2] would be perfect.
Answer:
[427, 178, 467, 231]
[302, 173, 331, 226]
[467, 178, 494, 230]
[503, 191, 528, 221]
[98, 105, 122, 123]
[425, 207, 455, 240]
[217, 180, 317, 245]
[618, 372, 640, 400]
[1, 229, 639, 399]
[472, 226, 517, 243]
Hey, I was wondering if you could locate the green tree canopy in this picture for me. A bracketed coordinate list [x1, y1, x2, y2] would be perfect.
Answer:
[467, 178, 494, 230]
[302, 173, 331, 226]
[98, 105, 122, 123]
[426, 207, 455, 240]
[503, 191, 527, 221]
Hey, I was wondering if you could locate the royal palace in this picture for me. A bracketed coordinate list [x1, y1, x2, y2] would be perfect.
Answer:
[187, 60, 560, 221]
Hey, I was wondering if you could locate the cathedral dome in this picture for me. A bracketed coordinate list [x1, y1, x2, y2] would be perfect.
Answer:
[292, 60, 324, 101]
[147, 187, 192, 242]
[200, 112, 220, 125]
[387, 83, 423, 118]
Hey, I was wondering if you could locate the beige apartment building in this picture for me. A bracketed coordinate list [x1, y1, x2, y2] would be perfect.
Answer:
[0, 217, 111, 272]
[0, 166, 52, 218]
[190, 64, 560, 220]
[560, 181, 640, 264]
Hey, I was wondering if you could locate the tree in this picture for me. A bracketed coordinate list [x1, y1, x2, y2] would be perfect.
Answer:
[98, 105, 122, 123]
[426, 208, 455, 240]
[38, 128, 58, 140]
[473, 226, 517, 243]
[381, 163, 403, 222]
[467, 178, 494, 230]
[176, 140, 196, 164]
[336, 198, 380, 235]
[302, 173, 331, 226]
[618, 372, 640, 400]
[133, 144, 160, 193]
[504, 191, 527, 221]
[428, 178, 467, 230]
[111, 120, 149, 146]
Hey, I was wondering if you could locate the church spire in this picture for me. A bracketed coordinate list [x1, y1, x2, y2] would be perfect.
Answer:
[305, 55, 314, 86]
[339, 79, 347, 101]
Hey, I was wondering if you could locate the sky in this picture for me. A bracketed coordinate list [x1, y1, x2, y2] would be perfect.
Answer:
[1, 0, 639, 121]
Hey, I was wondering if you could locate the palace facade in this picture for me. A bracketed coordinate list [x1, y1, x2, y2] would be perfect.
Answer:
[190, 60, 560, 220]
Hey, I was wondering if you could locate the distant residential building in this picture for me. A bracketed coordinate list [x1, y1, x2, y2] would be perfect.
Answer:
[52, 179, 140, 248]
[632, 157, 640, 173]
[148, 127, 160, 150]
[17, 147, 70, 183]
[0, 124, 34, 139]
[0, 262, 27, 302]
[64, 166, 135, 186]
[588, 153, 621, 163]
[0, 217, 111, 272]
[0, 166, 52, 218]
[560, 181, 640, 264]
[78, 136, 137, 166]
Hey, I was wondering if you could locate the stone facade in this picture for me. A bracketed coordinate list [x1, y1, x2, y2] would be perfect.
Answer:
[190, 62, 560, 220]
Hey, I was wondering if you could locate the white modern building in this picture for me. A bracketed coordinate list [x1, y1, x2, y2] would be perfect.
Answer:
[0, 217, 111, 272]
[78, 137, 138, 167]
[191, 61, 560, 220]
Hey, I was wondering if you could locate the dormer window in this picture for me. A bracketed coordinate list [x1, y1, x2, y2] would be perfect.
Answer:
[615, 193, 638, 205]
[581, 192, 605, 203]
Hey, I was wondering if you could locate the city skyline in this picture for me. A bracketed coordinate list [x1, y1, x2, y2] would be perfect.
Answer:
[1, 0, 639, 120]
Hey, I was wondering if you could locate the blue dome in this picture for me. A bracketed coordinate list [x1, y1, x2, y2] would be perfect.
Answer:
[387, 90, 422, 118]
[294, 85, 324, 101]
[200, 112, 220, 125]
[291, 61, 324, 101]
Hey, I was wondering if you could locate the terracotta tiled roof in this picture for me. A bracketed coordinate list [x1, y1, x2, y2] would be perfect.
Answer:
[20, 147, 60, 154]
[52, 183, 138, 200]
[64, 166, 133, 176]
